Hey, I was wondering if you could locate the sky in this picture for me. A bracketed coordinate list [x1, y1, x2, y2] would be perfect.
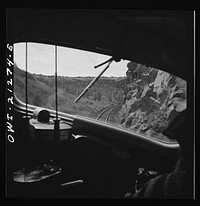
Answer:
[14, 42, 129, 77]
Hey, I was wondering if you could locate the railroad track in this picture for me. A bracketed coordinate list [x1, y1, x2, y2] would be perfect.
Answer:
[96, 104, 122, 123]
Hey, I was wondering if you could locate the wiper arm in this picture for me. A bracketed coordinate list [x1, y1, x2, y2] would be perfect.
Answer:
[74, 57, 114, 103]
[94, 57, 113, 69]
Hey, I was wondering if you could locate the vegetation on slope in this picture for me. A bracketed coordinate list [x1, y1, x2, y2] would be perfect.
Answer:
[14, 61, 186, 143]
[14, 63, 125, 118]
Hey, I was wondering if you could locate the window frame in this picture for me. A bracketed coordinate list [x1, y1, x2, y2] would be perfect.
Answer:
[13, 42, 182, 146]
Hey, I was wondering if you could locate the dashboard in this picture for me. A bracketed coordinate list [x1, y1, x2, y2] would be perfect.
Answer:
[7, 104, 179, 198]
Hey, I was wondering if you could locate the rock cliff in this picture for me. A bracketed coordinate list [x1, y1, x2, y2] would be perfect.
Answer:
[119, 62, 187, 142]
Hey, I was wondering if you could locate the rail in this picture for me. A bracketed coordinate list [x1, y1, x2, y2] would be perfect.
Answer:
[96, 104, 122, 123]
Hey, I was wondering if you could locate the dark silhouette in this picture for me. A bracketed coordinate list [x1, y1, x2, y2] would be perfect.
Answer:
[126, 109, 193, 198]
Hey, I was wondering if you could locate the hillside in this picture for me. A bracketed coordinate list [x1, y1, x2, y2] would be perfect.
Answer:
[14, 64, 125, 118]
[14, 62, 186, 142]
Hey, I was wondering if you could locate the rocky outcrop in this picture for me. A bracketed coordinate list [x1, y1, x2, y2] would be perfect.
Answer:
[120, 62, 187, 142]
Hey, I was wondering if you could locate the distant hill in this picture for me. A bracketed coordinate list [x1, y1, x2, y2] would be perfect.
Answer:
[14, 64, 125, 118]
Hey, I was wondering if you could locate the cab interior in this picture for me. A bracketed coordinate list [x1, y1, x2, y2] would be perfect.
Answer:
[6, 9, 194, 198]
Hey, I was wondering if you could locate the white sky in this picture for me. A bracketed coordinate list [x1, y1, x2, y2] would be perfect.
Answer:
[14, 42, 129, 77]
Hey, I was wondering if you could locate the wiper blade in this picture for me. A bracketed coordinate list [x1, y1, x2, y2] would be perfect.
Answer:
[74, 57, 114, 103]
[94, 57, 113, 69]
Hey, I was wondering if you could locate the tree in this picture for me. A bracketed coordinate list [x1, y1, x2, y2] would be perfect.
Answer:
[108, 93, 112, 102]
[32, 94, 42, 106]
[94, 92, 102, 101]
[97, 92, 102, 101]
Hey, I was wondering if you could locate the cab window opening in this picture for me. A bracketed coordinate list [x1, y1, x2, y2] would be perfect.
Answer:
[14, 42, 187, 144]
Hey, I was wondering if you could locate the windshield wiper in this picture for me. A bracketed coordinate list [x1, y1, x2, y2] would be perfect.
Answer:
[74, 57, 114, 103]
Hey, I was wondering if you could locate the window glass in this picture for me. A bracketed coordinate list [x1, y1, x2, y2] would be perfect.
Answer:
[14, 42, 187, 143]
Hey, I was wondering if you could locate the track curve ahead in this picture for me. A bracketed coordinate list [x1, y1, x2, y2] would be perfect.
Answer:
[96, 104, 122, 123]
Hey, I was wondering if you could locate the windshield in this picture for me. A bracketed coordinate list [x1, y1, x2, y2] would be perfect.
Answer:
[14, 42, 187, 144]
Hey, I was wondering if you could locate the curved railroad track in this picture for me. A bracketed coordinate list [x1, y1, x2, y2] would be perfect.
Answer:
[96, 104, 122, 123]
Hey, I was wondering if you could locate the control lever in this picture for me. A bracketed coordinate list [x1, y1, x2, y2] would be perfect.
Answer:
[135, 168, 158, 192]
[125, 168, 158, 198]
